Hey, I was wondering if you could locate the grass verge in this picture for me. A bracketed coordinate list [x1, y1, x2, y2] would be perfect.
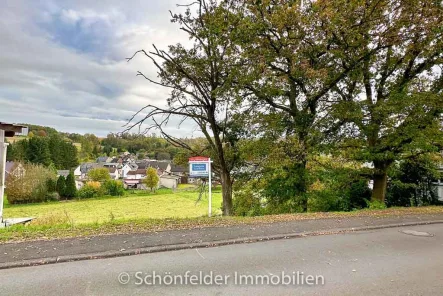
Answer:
[2, 206, 443, 243]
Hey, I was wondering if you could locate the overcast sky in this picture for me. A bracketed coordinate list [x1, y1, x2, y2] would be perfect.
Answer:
[0, 0, 201, 137]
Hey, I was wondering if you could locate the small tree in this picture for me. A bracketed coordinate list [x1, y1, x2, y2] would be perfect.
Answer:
[64, 172, 77, 199]
[56, 175, 66, 197]
[88, 168, 111, 182]
[144, 167, 159, 192]
[103, 180, 125, 196]
[46, 178, 57, 193]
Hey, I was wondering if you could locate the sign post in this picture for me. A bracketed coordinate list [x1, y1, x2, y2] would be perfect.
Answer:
[0, 130, 7, 223]
[208, 158, 212, 217]
[189, 156, 212, 217]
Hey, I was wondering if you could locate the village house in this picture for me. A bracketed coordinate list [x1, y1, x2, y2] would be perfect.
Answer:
[126, 169, 146, 180]
[135, 161, 149, 170]
[123, 179, 147, 190]
[167, 164, 187, 176]
[107, 167, 120, 180]
[136, 160, 171, 172]
[96, 156, 112, 163]
[120, 163, 132, 179]
[111, 157, 123, 165]
[74, 163, 103, 179]
[123, 168, 147, 190]
[159, 175, 180, 189]
[103, 162, 120, 169]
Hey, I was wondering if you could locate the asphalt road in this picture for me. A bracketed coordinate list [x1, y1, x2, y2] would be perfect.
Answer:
[1, 224, 442, 296]
[4, 214, 443, 264]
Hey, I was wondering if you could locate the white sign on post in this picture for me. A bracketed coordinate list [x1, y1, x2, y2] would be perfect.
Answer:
[189, 156, 212, 217]
[189, 162, 209, 177]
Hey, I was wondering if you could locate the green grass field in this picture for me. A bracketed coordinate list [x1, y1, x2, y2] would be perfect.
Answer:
[3, 188, 222, 226]
[2, 190, 443, 243]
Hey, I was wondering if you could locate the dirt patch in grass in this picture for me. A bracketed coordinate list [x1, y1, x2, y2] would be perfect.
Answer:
[1, 206, 443, 243]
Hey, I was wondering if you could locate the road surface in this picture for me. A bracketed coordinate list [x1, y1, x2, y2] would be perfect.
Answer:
[1, 224, 442, 295]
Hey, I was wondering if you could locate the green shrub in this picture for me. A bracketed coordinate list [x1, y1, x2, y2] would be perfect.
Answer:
[103, 180, 125, 196]
[232, 190, 263, 217]
[307, 190, 347, 212]
[77, 182, 105, 199]
[365, 199, 387, 209]
[349, 180, 372, 210]
[64, 172, 77, 199]
[6, 163, 56, 204]
[265, 196, 307, 214]
[307, 180, 371, 212]
[56, 175, 66, 197]
[386, 156, 440, 207]
[45, 192, 60, 202]
[46, 178, 57, 193]
[262, 162, 308, 210]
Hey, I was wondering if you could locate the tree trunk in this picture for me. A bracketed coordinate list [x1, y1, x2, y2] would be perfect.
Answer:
[371, 161, 390, 202]
[220, 169, 233, 216]
[372, 172, 387, 202]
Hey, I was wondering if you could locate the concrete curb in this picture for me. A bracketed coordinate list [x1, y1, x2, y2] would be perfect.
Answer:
[1, 220, 442, 270]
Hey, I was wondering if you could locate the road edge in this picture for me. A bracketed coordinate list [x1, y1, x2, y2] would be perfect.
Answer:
[1, 220, 442, 270]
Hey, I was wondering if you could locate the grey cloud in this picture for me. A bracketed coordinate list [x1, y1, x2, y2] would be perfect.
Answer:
[0, 0, 200, 137]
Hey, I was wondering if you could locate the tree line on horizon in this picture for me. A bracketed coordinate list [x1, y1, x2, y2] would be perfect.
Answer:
[7, 134, 79, 170]
[6, 124, 187, 166]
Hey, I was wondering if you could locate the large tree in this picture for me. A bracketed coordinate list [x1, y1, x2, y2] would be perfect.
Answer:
[49, 135, 79, 170]
[26, 137, 51, 166]
[126, 0, 244, 215]
[331, 0, 443, 202]
[230, 0, 395, 211]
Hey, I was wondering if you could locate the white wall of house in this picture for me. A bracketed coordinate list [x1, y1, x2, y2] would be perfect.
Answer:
[126, 174, 146, 180]
[160, 176, 179, 189]
[110, 170, 120, 180]
[121, 164, 131, 178]
[73, 166, 81, 177]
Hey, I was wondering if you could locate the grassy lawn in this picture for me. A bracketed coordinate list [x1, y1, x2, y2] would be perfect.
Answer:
[3, 188, 222, 226]
[2, 188, 443, 243]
